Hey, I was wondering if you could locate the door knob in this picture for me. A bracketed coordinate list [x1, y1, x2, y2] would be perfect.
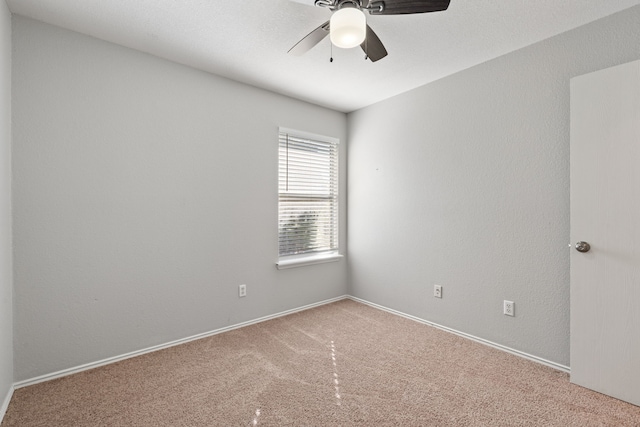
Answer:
[575, 241, 591, 253]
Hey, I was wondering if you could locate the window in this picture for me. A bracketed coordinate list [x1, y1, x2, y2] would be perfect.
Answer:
[277, 128, 341, 269]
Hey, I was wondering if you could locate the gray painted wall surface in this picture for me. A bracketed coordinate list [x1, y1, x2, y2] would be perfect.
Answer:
[347, 6, 640, 366]
[0, 0, 13, 406]
[12, 17, 348, 381]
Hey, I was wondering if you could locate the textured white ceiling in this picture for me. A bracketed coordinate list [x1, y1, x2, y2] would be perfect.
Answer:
[6, 0, 640, 112]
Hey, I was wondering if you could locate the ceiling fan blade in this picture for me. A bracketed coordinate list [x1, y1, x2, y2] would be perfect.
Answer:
[370, 0, 450, 15]
[360, 25, 388, 62]
[288, 21, 330, 56]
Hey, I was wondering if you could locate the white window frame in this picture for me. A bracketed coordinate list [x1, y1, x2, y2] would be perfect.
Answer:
[276, 127, 342, 269]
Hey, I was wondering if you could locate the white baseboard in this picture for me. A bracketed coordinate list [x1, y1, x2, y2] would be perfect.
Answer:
[0, 384, 14, 424]
[14, 295, 349, 389]
[348, 296, 570, 374]
[13, 293, 569, 390]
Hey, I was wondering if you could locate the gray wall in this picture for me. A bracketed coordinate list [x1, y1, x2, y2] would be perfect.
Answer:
[347, 6, 640, 367]
[12, 17, 348, 381]
[0, 0, 13, 408]
[10, 4, 640, 384]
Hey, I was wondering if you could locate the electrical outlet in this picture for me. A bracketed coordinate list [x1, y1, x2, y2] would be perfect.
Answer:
[434, 285, 442, 298]
[503, 300, 514, 316]
[239, 284, 247, 298]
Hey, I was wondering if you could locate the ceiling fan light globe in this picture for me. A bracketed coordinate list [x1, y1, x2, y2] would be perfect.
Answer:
[330, 8, 366, 49]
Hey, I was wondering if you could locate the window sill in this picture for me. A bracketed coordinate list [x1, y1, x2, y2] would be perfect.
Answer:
[276, 253, 343, 270]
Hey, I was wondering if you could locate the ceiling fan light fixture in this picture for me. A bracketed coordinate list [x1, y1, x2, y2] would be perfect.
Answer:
[330, 7, 366, 49]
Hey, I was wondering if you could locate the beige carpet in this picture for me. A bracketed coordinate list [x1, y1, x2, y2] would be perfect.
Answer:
[3, 299, 640, 426]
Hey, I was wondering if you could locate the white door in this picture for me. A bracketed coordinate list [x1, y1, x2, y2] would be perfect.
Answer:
[570, 59, 640, 407]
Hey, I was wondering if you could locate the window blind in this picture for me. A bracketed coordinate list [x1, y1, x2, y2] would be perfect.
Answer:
[278, 130, 339, 257]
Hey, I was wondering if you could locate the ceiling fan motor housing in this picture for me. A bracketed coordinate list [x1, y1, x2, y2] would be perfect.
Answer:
[315, 0, 384, 14]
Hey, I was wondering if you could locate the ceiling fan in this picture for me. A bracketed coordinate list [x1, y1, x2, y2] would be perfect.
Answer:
[288, 0, 451, 62]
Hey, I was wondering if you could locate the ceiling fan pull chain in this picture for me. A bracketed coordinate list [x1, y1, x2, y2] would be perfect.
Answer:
[330, 42, 334, 62]
[364, 33, 368, 60]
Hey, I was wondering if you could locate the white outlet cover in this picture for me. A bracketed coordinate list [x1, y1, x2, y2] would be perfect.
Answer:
[504, 300, 515, 316]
